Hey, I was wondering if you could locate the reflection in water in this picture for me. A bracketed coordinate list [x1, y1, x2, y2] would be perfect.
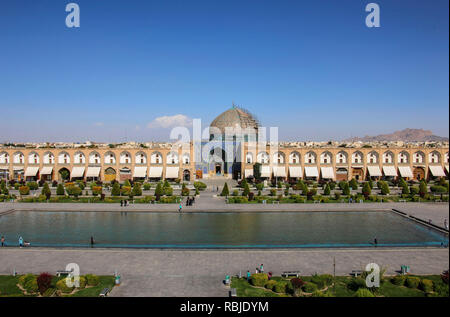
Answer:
[0, 211, 447, 248]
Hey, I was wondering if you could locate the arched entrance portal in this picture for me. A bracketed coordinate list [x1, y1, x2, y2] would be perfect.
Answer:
[104, 167, 116, 182]
[413, 167, 425, 180]
[58, 168, 70, 182]
[183, 169, 191, 181]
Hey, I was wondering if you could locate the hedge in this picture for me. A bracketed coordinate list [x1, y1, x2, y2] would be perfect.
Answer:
[302, 282, 318, 293]
[354, 288, 375, 297]
[85, 274, 100, 286]
[391, 275, 406, 286]
[419, 279, 434, 293]
[264, 280, 277, 290]
[273, 282, 288, 293]
[56, 279, 74, 293]
[405, 276, 420, 288]
[249, 273, 268, 287]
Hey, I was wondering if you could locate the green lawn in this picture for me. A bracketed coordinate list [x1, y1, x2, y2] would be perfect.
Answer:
[0, 275, 115, 297]
[232, 274, 449, 297]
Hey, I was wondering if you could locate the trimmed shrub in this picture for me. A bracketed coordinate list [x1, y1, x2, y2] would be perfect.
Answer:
[56, 279, 74, 293]
[27, 181, 39, 190]
[220, 183, 229, 196]
[19, 185, 30, 195]
[131, 183, 142, 197]
[348, 277, 367, 291]
[85, 274, 100, 286]
[24, 278, 38, 293]
[405, 276, 420, 289]
[111, 182, 121, 196]
[143, 183, 151, 190]
[302, 282, 318, 293]
[354, 288, 375, 297]
[273, 282, 287, 293]
[391, 275, 406, 286]
[56, 184, 65, 196]
[349, 178, 358, 190]
[264, 280, 277, 290]
[193, 181, 207, 191]
[79, 276, 87, 289]
[419, 279, 434, 293]
[19, 274, 35, 288]
[430, 185, 448, 193]
[311, 274, 333, 288]
[419, 181, 428, 198]
[232, 189, 239, 196]
[37, 272, 53, 294]
[249, 273, 268, 287]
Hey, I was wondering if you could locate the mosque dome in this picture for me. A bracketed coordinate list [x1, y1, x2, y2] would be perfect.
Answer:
[210, 105, 260, 135]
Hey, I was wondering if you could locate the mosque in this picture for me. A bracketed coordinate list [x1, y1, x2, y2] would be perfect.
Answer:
[0, 105, 449, 183]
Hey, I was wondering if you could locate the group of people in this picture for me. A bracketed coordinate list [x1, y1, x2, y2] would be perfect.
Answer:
[120, 200, 130, 207]
[178, 196, 196, 212]
[246, 264, 269, 280]
[0, 235, 28, 247]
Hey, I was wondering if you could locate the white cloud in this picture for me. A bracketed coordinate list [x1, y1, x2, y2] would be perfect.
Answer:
[93, 122, 104, 127]
[147, 114, 192, 129]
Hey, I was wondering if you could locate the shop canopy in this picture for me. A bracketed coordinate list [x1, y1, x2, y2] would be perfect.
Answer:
[273, 166, 287, 177]
[86, 166, 101, 178]
[261, 166, 271, 178]
[244, 169, 253, 178]
[24, 167, 39, 177]
[149, 166, 163, 178]
[71, 167, 85, 178]
[320, 167, 335, 179]
[382, 166, 397, 177]
[133, 166, 147, 178]
[367, 166, 382, 177]
[429, 165, 445, 177]
[288, 166, 302, 178]
[398, 166, 413, 178]
[165, 167, 179, 179]
[40, 166, 53, 175]
[304, 166, 319, 178]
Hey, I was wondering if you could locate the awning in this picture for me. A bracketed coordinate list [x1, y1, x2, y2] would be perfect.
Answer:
[24, 166, 39, 177]
[445, 165, 449, 173]
[382, 166, 397, 177]
[40, 166, 53, 175]
[133, 166, 147, 178]
[165, 166, 179, 178]
[244, 169, 253, 178]
[149, 166, 163, 178]
[429, 165, 445, 177]
[0, 166, 9, 170]
[289, 166, 302, 178]
[13, 166, 24, 171]
[261, 165, 271, 178]
[304, 166, 319, 178]
[86, 166, 101, 177]
[71, 166, 85, 178]
[273, 166, 286, 177]
[367, 166, 382, 177]
[398, 166, 413, 178]
[320, 167, 335, 179]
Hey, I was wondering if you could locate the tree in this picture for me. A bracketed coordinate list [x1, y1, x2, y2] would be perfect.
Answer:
[242, 182, 250, 197]
[41, 183, 51, 199]
[301, 183, 309, 196]
[349, 178, 358, 190]
[59, 169, 69, 181]
[419, 180, 428, 198]
[155, 182, 163, 200]
[342, 183, 350, 196]
[362, 182, 371, 199]
[111, 182, 120, 196]
[324, 184, 331, 195]
[124, 179, 131, 187]
[1, 180, 8, 195]
[253, 163, 262, 180]
[220, 182, 229, 196]
[401, 183, 410, 195]
[380, 181, 390, 195]
[131, 183, 142, 197]
[56, 184, 65, 196]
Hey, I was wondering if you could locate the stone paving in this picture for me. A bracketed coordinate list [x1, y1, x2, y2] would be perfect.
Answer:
[0, 248, 448, 296]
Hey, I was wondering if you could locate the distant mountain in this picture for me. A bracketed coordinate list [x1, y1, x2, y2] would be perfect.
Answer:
[344, 129, 449, 142]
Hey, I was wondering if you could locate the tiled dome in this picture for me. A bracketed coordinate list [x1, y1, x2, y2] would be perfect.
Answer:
[210, 106, 259, 134]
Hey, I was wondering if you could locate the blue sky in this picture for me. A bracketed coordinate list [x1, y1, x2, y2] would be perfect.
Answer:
[0, 0, 448, 142]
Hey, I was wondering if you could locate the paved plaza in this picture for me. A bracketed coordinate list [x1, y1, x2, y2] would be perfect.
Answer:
[0, 191, 448, 297]
[0, 247, 448, 297]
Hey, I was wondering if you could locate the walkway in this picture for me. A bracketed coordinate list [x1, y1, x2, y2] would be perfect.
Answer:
[0, 248, 448, 296]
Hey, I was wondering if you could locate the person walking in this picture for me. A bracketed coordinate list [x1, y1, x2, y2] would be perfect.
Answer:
[19, 236, 23, 248]
[179, 203, 182, 213]
[1, 235, 5, 247]
[259, 264, 264, 273]
[374, 237, 378, 246]
[120, 200, 123, 207]
[246, 270, 251, 281]
[90, 236, 94, 248]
